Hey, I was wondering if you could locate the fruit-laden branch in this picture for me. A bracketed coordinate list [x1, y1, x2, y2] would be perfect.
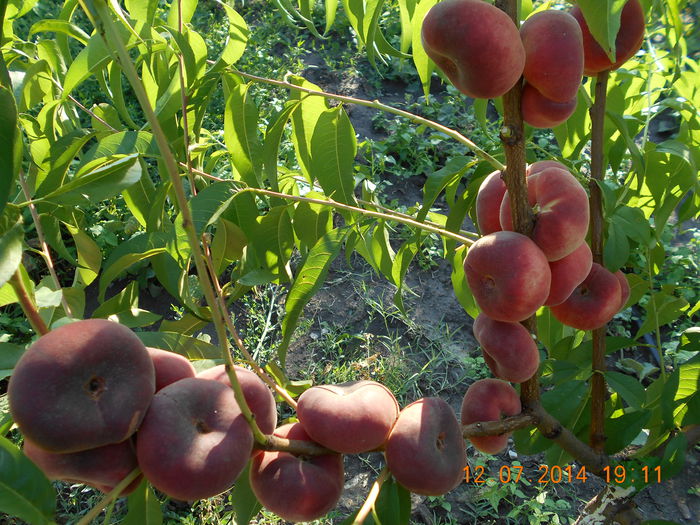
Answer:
[588, 71, 609, 453]
[8, 270, 49, 336]
[493, 0, 539, 406]
[231, 69, 506, 172]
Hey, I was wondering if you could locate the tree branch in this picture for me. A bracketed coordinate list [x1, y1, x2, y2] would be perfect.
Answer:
[589, 70, 609, 453]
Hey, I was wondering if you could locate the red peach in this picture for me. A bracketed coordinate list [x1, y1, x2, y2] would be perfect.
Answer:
[521, 10, 584, 102]
[475, 170, 506, 235]
[136, 378, 253, 501]
[570, 0, 645, 76]
[146, 347, 196, 392]
[545, 242, 593, 306]
[521, 82, 578, 129]
[196, 365, 277, 435]
[421, 0, 525, 99]
[8, 319, 155, 453]
[550, 263, 622, 330]
[461, 379, 521, 454]
[250, 423, 344, 522]
[527, 160, 568, 177]
[614, 270, 631, 310]
[464, 231, 551, 322]
[385, 397, 466, 496]
[473, 314, 539, 384]
[297, 380, 399, 454]
[500, 167, 590, 261]
[24, 438, 142, 496]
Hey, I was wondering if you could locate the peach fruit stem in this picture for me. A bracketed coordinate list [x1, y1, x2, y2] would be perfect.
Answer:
[75, 467, 142, 525]
[588, 70, 610, 453]
[8, 270, 49, 336]
[254, 435, 335, 456]
[80, 0, 268, 444]
[231, 69, 506, 172]
[352, 466, 391, 525]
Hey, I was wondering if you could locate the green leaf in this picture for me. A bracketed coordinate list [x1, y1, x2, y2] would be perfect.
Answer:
[0, 86, 18, 217]
[92, 281, 139, 318]
[0, 213, 23, 289]
[124, 0, 158, 29]
[263, 101, 300, 192]
[635, 291, 689, 339]
[63, 222, 101, 287]
[99, 248, 166, 302]
[210, 218, 247, 275]
[40, 154, 142, 206]
[293, 195, 333, 251]
[136, 331, 220, 360]
[604, 216, 630, 271]
[309, 106, 357, 205]
[214, 1, 249, 67]
[0, 436, 56, 525]
[224, 83, 263, 187]
[289, 75, 328, 179]
[167, 0, 198, 26]
[605, 371, 645, 409]
[0, 342, 24, 379]
[674, 356, 700, 426]
[343, 476, 411, 525]
[419, 156, 471, 222]
[450, 246, 478, 319]
[411, 0, 439, 97]
[62, 33, 114, 97]
[28, 19, 90, 45]
[251, 206, 295, 282]
[123, 479, 162, 525]
[575, 0, 629, 62]
[230, 461, 261, 525]
[324, 0, 338, 34]
[279, 228, 347, 365]
[122, 159, 156, 227]
[604, 410, 651, 455]
[98, 233, 172, 302]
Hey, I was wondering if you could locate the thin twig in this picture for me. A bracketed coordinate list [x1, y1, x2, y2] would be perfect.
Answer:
[232, 69, 505, 171]
[17, 170, 72, 317]
[352, 467, 391, 525]
[237, 187, 475, 246]
[75, 468, 141, 525]
[9, 270, 49, 336]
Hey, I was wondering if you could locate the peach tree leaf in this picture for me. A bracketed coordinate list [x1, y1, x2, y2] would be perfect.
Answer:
[123, 479, 162, 525]
[0, 436, 56, 525]
[279, 227, 347, 365]
[576, 0, 629, 61]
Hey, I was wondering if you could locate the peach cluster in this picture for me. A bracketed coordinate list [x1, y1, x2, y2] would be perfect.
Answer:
[8, 319, 275, 502]
[466, 163, 630, 394]
[421, 0, 645, 128]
